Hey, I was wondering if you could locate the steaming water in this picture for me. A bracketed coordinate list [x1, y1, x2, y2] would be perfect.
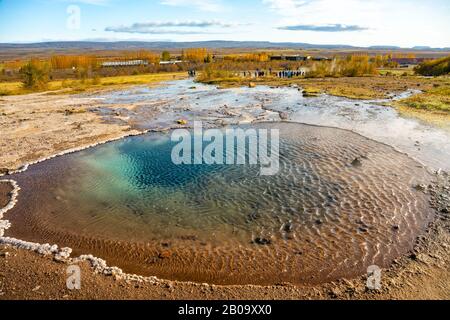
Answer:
[7, 122, 434, 284]
[92, 80, 450, 171]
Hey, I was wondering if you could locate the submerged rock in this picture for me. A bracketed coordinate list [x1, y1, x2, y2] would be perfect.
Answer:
[158, 250, 172, 259]
[253, 237, 271, 245]
[414, 184, 427, 191]
[283, 221, 294, 233]
[279, 112, 289, 120]
[351, 157, 363, 167]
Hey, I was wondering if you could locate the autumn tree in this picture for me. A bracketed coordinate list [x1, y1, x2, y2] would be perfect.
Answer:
[224, 53, 269, 62]
[306, 55, 378, 78]
[182, 48, 211, 63]
[161, 51, 171, 61]
[338, 55, 377, 76]
[122, 50, 160, 63]
[50, 55, 97, 70]
[20, 59, 50, 89]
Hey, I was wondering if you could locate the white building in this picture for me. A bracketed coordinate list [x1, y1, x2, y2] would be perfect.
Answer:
[101, 60, 149, 67]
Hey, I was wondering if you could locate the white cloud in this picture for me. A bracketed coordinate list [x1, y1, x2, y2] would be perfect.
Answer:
[262, 0, 312, 13]
[261, 0, 450, 47]
[160, 0, 223, 12]
[56, 0, 111, 5]
[279, 23, 367, 32]
[263, 0, 380, 23]
[116, 20, 234, 28]
[105, 20, 234, 34]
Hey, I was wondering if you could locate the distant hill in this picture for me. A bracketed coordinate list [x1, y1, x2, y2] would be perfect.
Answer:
[1, 41, 449, 51]
[0, 41, 356, 50]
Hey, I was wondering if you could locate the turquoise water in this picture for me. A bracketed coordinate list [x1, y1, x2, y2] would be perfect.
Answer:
[74, 129, 273, 241]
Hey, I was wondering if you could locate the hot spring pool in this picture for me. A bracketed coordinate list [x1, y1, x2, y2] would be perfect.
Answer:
[5, 122, 434, 285]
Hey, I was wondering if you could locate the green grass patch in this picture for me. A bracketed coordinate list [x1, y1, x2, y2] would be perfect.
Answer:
[378, 68, 414, 76]
[302, 86, 322, 97]
[397, 86, 450, 112]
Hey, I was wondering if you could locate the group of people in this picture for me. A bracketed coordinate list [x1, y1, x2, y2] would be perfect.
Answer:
[241, 69, 306, 79]
[243, 69, 271, 78]
[246, 70, 268, 77]
[189, 68, 305, 79]
[277, 70, 305, 78]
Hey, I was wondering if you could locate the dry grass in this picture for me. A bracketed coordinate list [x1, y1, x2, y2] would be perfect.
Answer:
[378, 68, 415, 76]
[395, 85, 450, 112]
[0, 72, 187, 96]
[391, 81, 450, 128]
[394, 104, 450, 131]
[301, 86, 322, 97]
[326, 86, 379, 100]
[198, 75, 445, 99]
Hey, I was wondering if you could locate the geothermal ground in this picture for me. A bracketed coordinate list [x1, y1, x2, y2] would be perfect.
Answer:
[0, 80, 449, 299]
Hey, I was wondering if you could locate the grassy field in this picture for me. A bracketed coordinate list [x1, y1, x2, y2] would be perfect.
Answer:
[0, 72, 187, 96]
[378, 68, 415, 76]
[394, 85, 450, 112]
[391, 81, 450, 128]
[201, 75, 381, 97]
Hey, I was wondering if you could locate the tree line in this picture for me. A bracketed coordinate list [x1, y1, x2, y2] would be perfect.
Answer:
[8, 48, 449, 90]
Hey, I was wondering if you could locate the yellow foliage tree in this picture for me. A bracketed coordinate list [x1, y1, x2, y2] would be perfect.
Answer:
[182, 48, 211, 63]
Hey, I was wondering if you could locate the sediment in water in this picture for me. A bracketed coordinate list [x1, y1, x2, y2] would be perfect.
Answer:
[2, 122, 437, 285]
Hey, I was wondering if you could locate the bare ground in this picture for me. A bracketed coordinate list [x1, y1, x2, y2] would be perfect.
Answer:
[0, 202, 448, 300]
[0, 91, 140, 171]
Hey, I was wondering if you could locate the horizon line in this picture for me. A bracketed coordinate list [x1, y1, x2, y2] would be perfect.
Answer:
[0, 40, 449, 50]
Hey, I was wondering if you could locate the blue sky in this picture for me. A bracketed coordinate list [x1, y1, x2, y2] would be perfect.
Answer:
[0, 0, 449, 47]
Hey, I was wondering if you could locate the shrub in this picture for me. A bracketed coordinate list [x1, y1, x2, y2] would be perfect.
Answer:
[182, 48, 212, 63]
[61, 79, 71, 88]
[20, 60, 50, 90]
[92, 75, 102, 85]
[197, 66, 235, 82]
[414, 56, 450, 76]
[161, 51, 171, 61]
[306, 55, 378, 78]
